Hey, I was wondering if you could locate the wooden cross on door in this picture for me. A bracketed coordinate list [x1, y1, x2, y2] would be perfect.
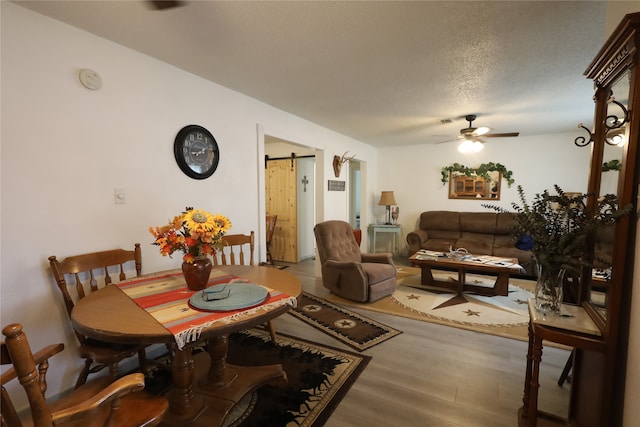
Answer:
[301, 175, 309, 192]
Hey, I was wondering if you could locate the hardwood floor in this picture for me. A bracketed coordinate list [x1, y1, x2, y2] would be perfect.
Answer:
[271, 258, 571, 427]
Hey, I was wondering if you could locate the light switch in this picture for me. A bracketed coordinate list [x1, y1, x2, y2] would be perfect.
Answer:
[114, 188, 126, 204]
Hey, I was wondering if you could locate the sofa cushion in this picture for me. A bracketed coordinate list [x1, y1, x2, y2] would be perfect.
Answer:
[460, 212, 497, 233]
[427, 229, 461, 240]
[456, 238, 493, 255]
[420, 211, 460, 232]
[493, 246, 529, 261]
[493, 234, 514, 248]
[496, 212, 517, 235]
[422, 238, 458, 252]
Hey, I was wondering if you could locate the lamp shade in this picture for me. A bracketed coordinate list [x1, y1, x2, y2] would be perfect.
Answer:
[378, 191, 397, 206]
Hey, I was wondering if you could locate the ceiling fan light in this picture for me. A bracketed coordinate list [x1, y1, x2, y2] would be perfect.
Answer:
[472, 140, 484, 152]
[458, 139, 484, 153]
[458, 140, 474, 153]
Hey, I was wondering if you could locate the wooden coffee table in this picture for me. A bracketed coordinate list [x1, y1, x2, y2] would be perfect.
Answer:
[408, 253, 522, 296]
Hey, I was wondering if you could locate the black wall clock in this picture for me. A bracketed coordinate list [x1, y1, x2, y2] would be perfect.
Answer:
[174, 125, 220, 179]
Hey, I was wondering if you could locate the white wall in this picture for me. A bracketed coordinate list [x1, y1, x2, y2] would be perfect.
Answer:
[296, 157, 316, 260]
[0, 2, 377, 407]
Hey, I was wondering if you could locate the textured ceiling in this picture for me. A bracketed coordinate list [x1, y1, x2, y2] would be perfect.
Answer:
[13, 1, 611, 147]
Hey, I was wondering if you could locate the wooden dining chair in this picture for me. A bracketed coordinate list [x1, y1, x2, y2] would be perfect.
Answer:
[213, 232, 256, 267]
[48, 244, 150, 388]
[1, 323, 168, 427]
[213, 232, 277, 343]
[265, 215, 278, 266]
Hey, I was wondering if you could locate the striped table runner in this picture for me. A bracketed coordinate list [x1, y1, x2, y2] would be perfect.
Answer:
[116, 269, 297, 349]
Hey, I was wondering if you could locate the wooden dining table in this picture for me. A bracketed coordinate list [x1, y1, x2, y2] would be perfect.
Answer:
[71, 265, 301, 427]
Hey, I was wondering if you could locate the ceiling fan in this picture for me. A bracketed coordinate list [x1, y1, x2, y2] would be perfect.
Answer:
[439, 114, 519, 152]
[458, 114, 520, 140]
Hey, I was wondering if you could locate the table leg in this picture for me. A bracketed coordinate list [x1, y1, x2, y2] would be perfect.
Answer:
[202, 335, 238, 389]
[420, 265, 435, 287]
[493, 271, 510, 296]
[372, 229, 377, 253]
[522, 321, 534, 414]
[392, 230, 397, 255]
[527, 332, 544, 427]
[457, 268, 466, 294]
[197, 335, 288, 401]
[161, 335, 288, 427]
[165, 345, 206, 422]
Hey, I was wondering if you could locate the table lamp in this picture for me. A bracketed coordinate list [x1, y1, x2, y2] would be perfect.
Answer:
[378, 191, 397, 225]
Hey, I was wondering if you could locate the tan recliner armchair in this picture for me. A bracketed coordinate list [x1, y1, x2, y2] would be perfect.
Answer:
[314, 220, 397, 302]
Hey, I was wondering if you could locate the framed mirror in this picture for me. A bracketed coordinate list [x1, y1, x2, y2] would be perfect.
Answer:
[587, 71, 630, 322]
[448, 170, 501, 200]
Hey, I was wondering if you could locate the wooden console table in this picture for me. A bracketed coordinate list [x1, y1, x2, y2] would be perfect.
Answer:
[519, 299, 605, 427]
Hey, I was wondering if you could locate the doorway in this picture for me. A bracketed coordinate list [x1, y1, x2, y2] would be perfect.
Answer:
[264, 137, 317, 263]
[349, 160, 361, 230]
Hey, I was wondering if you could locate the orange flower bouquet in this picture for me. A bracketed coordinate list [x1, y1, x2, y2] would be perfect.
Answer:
[149, 207, 231, 263]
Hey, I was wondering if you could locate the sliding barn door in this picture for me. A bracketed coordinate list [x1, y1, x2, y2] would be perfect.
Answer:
[266, 159, 298, 263]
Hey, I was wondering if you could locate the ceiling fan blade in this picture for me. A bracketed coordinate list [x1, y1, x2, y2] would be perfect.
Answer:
[483, 132, 520, 138]
[434, 135, 464, 144]
[473, 126, 491, 136]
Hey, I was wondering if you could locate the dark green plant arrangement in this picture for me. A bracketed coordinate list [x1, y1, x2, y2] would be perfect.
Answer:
[602, 159, 622, 172]
[441, 162, 515, 187]
[483, 185, 631, 276]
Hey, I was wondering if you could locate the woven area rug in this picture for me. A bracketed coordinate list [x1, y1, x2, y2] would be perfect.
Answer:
[259, 262, 289, 270]
[326, 266, 535, 342]
[145, 328, 370, 427]
[288, 292, 402, 351]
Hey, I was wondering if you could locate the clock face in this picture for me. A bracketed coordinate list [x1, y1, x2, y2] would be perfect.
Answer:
[174, 125, 220, 179]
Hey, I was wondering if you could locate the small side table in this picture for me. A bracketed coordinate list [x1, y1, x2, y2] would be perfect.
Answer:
[368, 224, 402, 254]
[520, 299, 605, 427]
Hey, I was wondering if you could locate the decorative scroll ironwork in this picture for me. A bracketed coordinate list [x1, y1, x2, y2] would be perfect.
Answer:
[604, 97, 629, 130]
[574, 93, 630, 147]
[574, 123, 594, 147]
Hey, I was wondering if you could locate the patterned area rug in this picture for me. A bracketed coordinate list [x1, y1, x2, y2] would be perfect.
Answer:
[144, 329, 370, 427]
[259, 262, 289, 270]
[288, 292, 402, 351]
[326, 267, 535, 342]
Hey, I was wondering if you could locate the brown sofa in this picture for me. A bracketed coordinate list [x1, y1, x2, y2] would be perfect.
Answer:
[406, 211, 534, 275]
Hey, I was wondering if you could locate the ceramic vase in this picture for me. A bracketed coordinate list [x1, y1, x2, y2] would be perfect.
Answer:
[534, 263, 565, 314]
[182, 256, 212, 291]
